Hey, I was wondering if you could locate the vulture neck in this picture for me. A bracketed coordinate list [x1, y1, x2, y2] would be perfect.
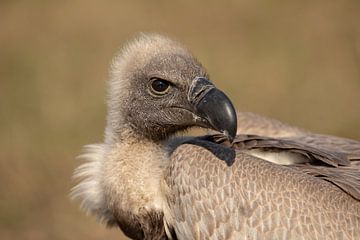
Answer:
[103, 126, 170, 219]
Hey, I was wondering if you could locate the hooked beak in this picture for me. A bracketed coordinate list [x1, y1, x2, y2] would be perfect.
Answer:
[188, 77, 237, 142]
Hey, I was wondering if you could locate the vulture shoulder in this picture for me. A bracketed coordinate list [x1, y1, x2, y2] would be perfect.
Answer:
[165, 136, 360, 239]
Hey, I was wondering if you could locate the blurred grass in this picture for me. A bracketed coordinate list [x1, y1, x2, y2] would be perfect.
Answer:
[0, 0, 359, 239]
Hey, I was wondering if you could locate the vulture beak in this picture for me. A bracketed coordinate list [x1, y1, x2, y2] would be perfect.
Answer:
[188, 77, 237, 142]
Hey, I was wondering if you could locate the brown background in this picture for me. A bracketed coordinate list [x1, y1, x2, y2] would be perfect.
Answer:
[1, 1, 359, 239]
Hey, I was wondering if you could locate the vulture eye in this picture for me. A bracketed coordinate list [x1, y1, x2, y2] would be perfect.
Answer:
[149, 78, 170, 95]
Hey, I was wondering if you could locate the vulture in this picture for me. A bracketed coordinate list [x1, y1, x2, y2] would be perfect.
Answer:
[72, 33, 360, 239]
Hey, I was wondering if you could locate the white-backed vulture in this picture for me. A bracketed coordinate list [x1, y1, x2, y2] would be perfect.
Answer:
[72, 33, 360, 239]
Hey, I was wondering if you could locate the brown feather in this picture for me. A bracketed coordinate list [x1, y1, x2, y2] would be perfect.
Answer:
[208, 133, 360, 202]
[167, 143, 360, 239]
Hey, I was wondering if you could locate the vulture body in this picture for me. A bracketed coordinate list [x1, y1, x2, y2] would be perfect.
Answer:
[72, 34, 360, 239]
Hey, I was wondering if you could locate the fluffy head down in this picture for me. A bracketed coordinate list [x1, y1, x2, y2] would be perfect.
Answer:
[71, 144, 117, 225]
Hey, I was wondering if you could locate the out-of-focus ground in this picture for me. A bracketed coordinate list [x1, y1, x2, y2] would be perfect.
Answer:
[0, 1, 359, 239]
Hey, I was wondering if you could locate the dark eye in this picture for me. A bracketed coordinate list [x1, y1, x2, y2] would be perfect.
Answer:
[150, 78, 170, 95]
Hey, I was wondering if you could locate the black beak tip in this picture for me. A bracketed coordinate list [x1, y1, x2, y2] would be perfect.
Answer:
[221, 104, 237, 143]
[224, 125, 236, 143]
[192, 84, 238, 143]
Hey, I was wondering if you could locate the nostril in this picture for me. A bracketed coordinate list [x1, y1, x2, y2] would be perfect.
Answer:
[188, 77, 215, 104]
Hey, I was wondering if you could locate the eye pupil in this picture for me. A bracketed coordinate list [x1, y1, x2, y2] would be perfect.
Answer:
[151, 79, 170, 93]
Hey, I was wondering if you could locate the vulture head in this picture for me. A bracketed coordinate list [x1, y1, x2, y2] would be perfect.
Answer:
[106, 33, 237, 143]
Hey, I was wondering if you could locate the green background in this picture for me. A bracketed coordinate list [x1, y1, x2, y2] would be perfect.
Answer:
[1, 1, 359, 239]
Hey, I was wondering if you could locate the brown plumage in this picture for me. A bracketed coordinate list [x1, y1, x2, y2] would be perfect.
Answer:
[72, 33, 360, 239]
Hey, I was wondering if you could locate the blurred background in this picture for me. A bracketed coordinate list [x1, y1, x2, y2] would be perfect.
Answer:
[1, 0, 359, 239]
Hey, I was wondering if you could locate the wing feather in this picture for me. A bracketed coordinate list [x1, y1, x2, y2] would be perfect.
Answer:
[210, 134, 360, 200]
